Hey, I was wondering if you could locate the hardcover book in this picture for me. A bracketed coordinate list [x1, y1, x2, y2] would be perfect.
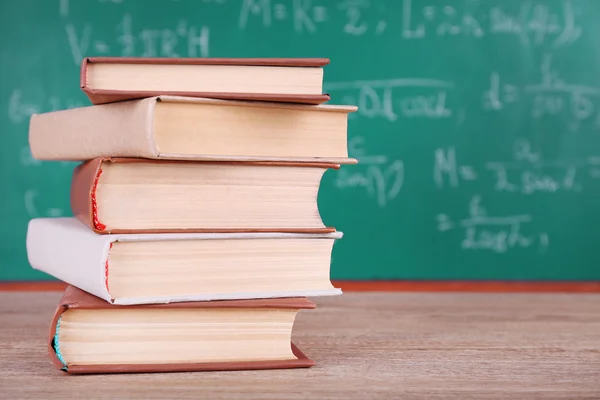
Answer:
[80, 57, 332, 105]
[27, 217, 343, 305]
[69, 158, 340, 234]
[28, 95, 357, 163]
[49, 285, 316, 374]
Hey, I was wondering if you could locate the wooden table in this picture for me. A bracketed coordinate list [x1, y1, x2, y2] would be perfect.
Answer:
[0, 291, 599, 399]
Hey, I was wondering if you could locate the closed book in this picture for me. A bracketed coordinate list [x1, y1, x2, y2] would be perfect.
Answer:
[26, 217, 342, 305]
[49, 285, 316, 374]
[28, 95, 357, 163]
[80, 56, 331, 105]
[69, 157, 339, 234]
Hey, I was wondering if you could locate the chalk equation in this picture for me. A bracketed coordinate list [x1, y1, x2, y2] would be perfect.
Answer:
[434, 139, 600, 194]
[437, 195, 549, 254]
[334, 136, 404, 208]
[8, 89, 85, 124]
[9, 89, 85, 169]
[64, 13, 209, 65]
[483, 54, 600, 132]
[239, 0, 329, 33]
[335, 135, 600, 208]
[237, 0, 582, 46]
[404, 0, 581, 46]
[325, 78, 454, 121]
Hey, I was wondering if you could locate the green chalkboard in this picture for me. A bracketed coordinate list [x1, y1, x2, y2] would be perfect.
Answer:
[2, 0, 600, 281]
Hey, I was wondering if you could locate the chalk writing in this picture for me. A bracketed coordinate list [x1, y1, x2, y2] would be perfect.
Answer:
[437, 195, 549, 253]
[239, 0, 271, 29]
[63, 14, 210, 66]
[9, 0, 600, 268]
[9, 90, 84, 121]
[234, 0, 582, 41]
[325, 78, 453, 121]
[8, 89, 85, 124]
[403, 0, 484, 39]
[588, 157, 600, 179]
[482, 72, 519, 111]
[528, 54, 599, 131]
[338, 0, 369, 36]
[65, 23, 92, 65]
[434, 139, 600, 194]
[403, 0, 581, 46]
[489, 1, 581, 47]
[8, 89, 39, 124]
[434, 146, 477, 189]
[116, 14, 209, 57]
[483, 54, 600, 132]
[336, 0, 388, 36]
[24, 190, 64, 219]
[20, 146, 41, 167]
[334, 136, 404, 208]
[485, 138, 588, 194]
[238, 0, 326, 33]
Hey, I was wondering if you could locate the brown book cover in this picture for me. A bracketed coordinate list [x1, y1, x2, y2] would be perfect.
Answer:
[49, 285, 316, 374]
[71, 157, 340, 234]
[80, 57, 331, 105]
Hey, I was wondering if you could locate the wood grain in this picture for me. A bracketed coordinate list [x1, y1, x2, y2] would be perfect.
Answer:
[0, 292, 599, 399]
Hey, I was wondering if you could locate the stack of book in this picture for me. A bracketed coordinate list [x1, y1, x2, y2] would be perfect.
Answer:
[25, 57, 357, 374]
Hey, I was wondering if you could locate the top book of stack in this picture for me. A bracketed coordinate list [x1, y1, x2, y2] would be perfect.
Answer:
[80, 57, 332, 105]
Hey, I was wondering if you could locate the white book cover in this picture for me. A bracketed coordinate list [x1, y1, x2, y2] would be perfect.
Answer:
[26, 217, 343, 305]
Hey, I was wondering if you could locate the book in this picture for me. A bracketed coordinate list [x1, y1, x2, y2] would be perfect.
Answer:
[80, 57, 331, 105]
[26, 217, 343, 305]
[69, 158, 339, 234]
[28, 95, 357, 163]
[48, 285, 315, 374]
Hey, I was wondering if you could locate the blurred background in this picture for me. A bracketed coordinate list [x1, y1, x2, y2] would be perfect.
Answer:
[1, 0, 599, 283]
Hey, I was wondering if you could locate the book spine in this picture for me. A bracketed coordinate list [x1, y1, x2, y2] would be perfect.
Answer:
[70, 158, 108, 233]
[28, 98, 158, 161]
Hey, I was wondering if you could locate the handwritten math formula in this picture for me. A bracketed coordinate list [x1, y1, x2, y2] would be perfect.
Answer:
[482, 54, 600, 132]
[52, 0, 586, 68]
[436, 195, 549, 254]
[334, 137, 404, 208]
[434, 138, 600, 194]
[238, 0, 582, 47]
[432, 137, 600, 253]
[5, 0, 600, 261]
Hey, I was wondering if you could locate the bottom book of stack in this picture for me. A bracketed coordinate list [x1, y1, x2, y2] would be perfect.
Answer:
[50, 285, 316, 374]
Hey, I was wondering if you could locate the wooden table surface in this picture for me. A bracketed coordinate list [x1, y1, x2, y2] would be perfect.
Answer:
[0, 291, 599, 399]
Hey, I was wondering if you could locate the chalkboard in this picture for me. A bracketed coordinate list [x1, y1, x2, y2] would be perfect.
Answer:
[2, 0, 600, 281]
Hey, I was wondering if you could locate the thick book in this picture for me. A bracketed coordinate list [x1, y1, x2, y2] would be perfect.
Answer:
[26, 217, 343, 305]
[48, 285, 316, 374]
[28, 95, 357, 163]
[69, 157, 339, 234]
[80, 57, 331, 105]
